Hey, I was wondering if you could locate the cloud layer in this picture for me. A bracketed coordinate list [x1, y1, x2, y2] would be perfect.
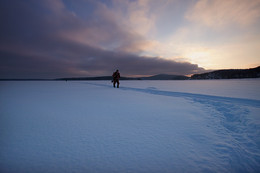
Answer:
[2, 0, 259, 79]
[0, 0, 205, 78]
[186, 0, 260, 29]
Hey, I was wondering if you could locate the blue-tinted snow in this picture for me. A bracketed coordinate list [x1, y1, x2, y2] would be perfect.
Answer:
[0, 80, 260, 173]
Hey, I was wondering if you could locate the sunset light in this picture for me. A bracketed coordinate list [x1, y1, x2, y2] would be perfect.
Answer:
[0, 0, 259, 78]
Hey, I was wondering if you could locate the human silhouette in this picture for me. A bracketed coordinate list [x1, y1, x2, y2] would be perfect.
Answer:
[112, 69, 120, 88]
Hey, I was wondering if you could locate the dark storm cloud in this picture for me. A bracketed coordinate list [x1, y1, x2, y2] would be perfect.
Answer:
[0, 0, 205, 79]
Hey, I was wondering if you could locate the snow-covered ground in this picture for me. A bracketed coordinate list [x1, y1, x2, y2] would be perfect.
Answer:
[1, 79, 260, 173]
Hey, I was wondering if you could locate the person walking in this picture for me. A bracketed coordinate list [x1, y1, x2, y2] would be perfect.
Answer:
[112, 70, 120, 88]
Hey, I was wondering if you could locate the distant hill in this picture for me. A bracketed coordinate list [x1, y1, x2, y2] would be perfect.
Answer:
[57, 76, 112, 81]
[56, 76, 140, 81]
[0, 79, 51, 81]
[56, 74, 189, 81]
[141, 74, 189, 80]
[2, 67, 259, 81]
[191, 66, 260, 79]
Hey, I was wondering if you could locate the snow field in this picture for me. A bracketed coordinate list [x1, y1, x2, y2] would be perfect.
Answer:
[0, 80, 260, 172]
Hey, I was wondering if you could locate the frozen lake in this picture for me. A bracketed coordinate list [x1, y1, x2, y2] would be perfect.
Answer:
[1, 79, 260, 172]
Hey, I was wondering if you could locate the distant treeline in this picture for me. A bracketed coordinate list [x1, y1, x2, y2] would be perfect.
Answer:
[56, 74, 189, 81]
[1, 66, 259, 81]
[0, 79, 51, 81]
[191, 66, 260, 79]
[57, 67, 260, 81]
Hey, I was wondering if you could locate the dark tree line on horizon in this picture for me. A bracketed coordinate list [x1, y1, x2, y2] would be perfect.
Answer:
[1, 66, 259, 81]
[191, 66, 260, 79]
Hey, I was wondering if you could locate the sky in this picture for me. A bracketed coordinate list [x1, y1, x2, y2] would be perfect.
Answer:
[0, 0, 260, 79]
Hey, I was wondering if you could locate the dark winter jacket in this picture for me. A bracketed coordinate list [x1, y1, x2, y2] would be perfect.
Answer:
[112, 71, 120, 80]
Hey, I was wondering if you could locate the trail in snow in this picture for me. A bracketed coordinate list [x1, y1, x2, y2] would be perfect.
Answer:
[85, 81, 260, 172]
[85, 82, 260, 107]
[0, 81, 260, 173]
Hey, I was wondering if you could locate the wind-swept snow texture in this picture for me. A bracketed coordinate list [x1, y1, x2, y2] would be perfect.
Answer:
[1, 79, 260, 173]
